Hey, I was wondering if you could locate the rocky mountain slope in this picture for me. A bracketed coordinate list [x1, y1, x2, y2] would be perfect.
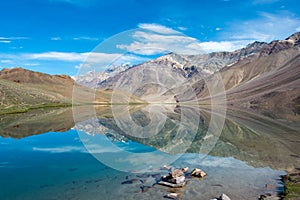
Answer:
[150, 41, 268, 76]
[0, 68, 139, 114]
[2, 32, 299, 114]
[94, 32, 300, 113]
[75, 64, 130, 88]
[85, 40, 267, 90]
[0, 68, 74, 114]
[74, 38, 267, 92]
[189, 32, 300, 117]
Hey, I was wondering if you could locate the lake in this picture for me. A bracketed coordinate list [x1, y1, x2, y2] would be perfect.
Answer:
[0, 104, 299, 200]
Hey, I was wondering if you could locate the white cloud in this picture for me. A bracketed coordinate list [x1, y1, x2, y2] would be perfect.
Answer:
[296, 26, 300, 32]
[117, 24, 253, 55]
[117, 29, 204, 55]
[225, 12, 300, 42]
[0, 52, 128, 72]
[73, 36, 99, 41]
[51, 37, 62, 41]
[0, 60, 13, 64]
[75, 63, 90, 69]
[24, 63, 39, 66]
[138, 23, 181, 35]
[76, 53, 150, 69]
[10, 46, 23, 49]
[199, 40, 253, 52]
[0, 51, 150, 74]
[252, 0, 279, 4]
[25, 52, 87, 61]
[84, 52, 121, 63]
[50, 36, 100, 41]
[0, 37, 28, 40]
[178, 26, 187, 31]
[15, 52, 118, 63]
[0, 40, 11, 43]
[216, 27, 222, 31]
[0, 36, 28, 44]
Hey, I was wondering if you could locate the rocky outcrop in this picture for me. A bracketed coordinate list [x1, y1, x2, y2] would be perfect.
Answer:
[260, 32, 300, 55]
[75, 64, 130, 88]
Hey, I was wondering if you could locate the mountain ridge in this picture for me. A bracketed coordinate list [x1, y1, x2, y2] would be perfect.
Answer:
[0, 67, 143, 114]
[1, 32, 300, 114]
[94, 32, 300, 108]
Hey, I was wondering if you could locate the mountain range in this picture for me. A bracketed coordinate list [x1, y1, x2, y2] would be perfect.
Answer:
[76, 32, 300, 115]
[1, 32, 300, 115]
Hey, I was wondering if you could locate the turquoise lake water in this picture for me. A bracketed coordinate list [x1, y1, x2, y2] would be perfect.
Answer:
[1, 106, 299, 199]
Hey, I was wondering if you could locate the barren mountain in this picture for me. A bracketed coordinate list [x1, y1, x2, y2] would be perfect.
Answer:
[151, 41, 267, 76]
[0, 68, 140, 114]
[0, 67, 74, 100]
[190, 32, 300, 118]
[75, 64, 130, 88]
[2, 32, 300, 114]
[78, 39, 266, 98]
[97, 32, 300, 110]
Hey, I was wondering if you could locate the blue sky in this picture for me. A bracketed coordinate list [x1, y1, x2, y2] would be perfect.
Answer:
[0, 0, 300, 76]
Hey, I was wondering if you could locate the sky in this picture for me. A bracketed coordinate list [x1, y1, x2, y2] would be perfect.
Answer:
[0, 0, 300, 76]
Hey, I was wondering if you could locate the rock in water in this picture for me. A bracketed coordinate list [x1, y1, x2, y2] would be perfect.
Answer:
[191, 168, 206, 178]
[162, 165, 171, 170]
[121, 179, 139, 184]
[221, 193, 231, 200]
[160, 168, 187, 188]
[175, 175, 185, 184]
[171, 169, 184, 178]
[181, 167, 189, 173]
[158, 180, 186, 188]
[166, 193, 178, 199]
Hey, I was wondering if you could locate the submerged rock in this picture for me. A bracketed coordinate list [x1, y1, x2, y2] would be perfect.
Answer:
[171, 169, 185, 179]
[175, 176, 185, 184]
[191, 168, 206, 178]
[161, 168, 187, 185]
[158, 180, 186, 188]
[159, 168, 187, 188]
[220, 193, 231, 200]
[162, 165, 172, 170]
[211, 193, 231, 200]
[165, 192, 179, 199]
[121, 179, 139, 184]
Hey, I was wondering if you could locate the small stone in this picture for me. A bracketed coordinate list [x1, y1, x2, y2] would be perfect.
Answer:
[166, 193, 178, 199]
[175, 175, 185, 184]
[265, 184, 274, 189]
[121, 179, 139, 184]
[181, 167, 189, 173]
[163, 165, 171, 170]
[191, 168, 206, 178]
[171, 169, 184, 178]
[220, 193, 231, 200]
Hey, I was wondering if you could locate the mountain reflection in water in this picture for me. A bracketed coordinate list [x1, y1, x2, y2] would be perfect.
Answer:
[0, 105, 299, 199]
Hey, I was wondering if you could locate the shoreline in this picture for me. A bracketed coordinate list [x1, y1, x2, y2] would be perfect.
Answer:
[281, 169, 300, 199]
[0, 103, 72, 115]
